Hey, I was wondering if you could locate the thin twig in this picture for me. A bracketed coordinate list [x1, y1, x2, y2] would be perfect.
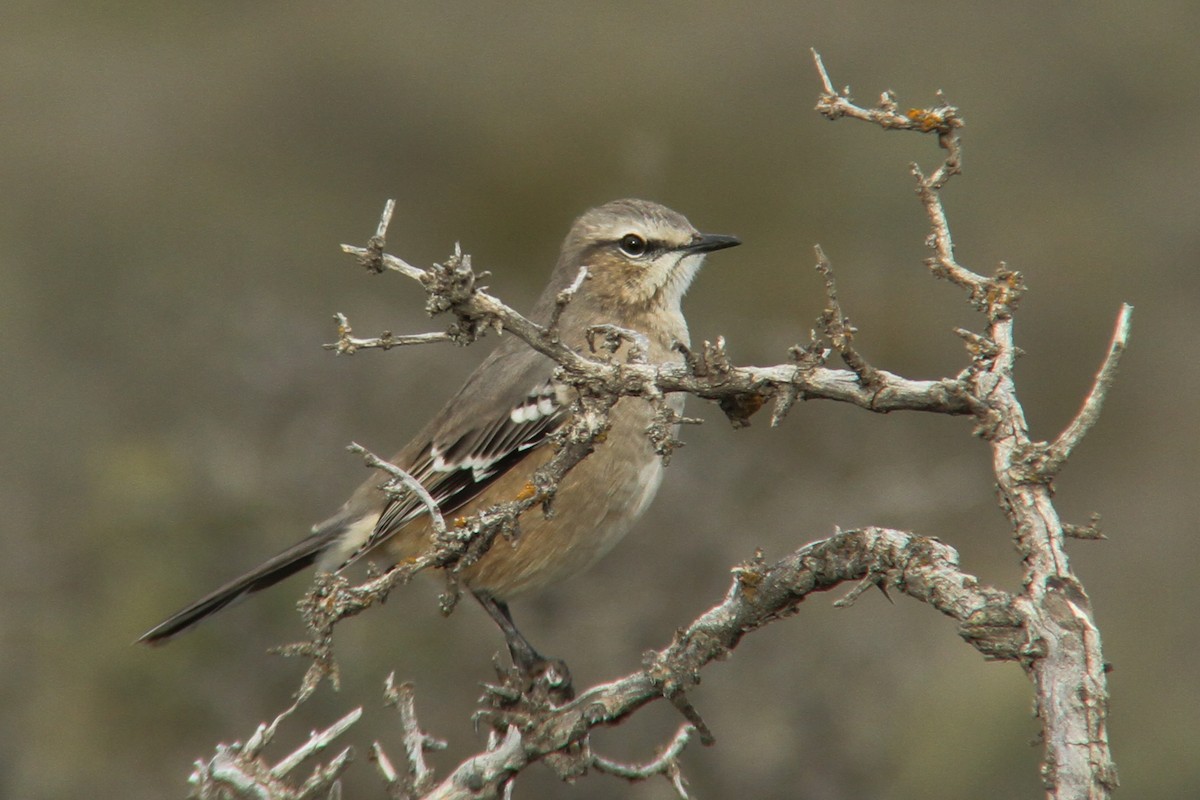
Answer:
[341, 238, 427, 282]
[592, 724, 697, 798]
[348, 443, 448, 538]
[189, 707, 361, 799]
[813, 244, 880, 388]
[546, 265, 589, 333]
[385, 674, 446, 796]
[349, 199, 420, 278]
[271, 707, 363, 778]
[371, 742, 399, 791]
[1042, 304, 1132, 475]
[325, 312, 454, 354]
[375, 198, 396, 240]
[812, 48, 962, 135]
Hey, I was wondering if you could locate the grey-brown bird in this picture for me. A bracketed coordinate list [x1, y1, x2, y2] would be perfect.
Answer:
[139, 199, 739, 674]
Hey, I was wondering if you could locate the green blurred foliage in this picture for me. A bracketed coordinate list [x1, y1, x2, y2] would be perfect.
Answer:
[2, 2, 1197, 798]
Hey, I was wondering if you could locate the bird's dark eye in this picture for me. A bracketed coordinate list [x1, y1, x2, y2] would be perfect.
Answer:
[618, 233, 647, 257]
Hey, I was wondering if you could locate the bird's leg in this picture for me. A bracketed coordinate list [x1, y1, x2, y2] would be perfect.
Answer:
[473, 591, 574, 702]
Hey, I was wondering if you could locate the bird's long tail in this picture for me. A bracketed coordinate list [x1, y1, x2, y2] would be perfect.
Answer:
[136, 531, 334, 645]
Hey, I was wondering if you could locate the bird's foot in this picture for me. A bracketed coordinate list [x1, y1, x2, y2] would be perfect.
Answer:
[481, 650, 574, 714]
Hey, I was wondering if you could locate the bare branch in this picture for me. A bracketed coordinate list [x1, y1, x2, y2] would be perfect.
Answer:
[189, 525, 1024, 800]
[341, 215, 977, 429]
[324, 312, 453, 354]
[371, 742, 400, 796]
[271, 707, 363, 778]
[189, 707, 361, 800]
[592, 724, 697, 798]
[1042, 304, 1133, 475]
[1064, 513, 1105, 541]
[815, 55, 1119, 797]
[373, 198, 396, 243]
[348, 443, 448, 539]
[374, 674, 447, 798]
[585, 323, 650, 363]
[426, 527, 1021, 799]
[341, 199, 427, 281]
[546, 265, 589, 334]
[812, 48, 962, 136]
[422, 725, 525, 800]
[814, 244, 880, 387]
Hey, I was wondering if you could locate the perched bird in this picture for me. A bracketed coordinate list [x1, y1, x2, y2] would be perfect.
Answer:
[139, 199, 739, 677]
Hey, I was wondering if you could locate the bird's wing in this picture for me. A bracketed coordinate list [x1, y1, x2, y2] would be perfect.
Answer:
[338, 370, 569, 569]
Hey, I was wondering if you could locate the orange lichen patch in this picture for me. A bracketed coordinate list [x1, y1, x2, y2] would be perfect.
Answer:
[906, 108, 945, 131]
[515, 482, 538, 502]
[985, 270, 1025, 311]
[732, 554, 766, 601]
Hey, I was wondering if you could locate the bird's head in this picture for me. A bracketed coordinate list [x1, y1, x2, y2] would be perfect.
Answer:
[556, 199, 740, 313]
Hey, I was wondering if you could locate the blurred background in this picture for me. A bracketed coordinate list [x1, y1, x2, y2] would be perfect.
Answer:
[3, 3, 1197, 798]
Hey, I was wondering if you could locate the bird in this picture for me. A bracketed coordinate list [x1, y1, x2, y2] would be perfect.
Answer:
[138, 199, 740, 681]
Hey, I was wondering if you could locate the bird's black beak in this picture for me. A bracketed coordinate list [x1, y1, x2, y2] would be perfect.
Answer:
[684, 232, 741, 254]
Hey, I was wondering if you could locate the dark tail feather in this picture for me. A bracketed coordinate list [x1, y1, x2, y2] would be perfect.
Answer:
[137, 533, 331, 645]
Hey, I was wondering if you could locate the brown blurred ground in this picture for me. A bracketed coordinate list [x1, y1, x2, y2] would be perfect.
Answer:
[2, 3, 1197, 798]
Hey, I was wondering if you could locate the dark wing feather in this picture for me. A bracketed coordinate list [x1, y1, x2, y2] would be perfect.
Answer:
[340, 380, 566, 568]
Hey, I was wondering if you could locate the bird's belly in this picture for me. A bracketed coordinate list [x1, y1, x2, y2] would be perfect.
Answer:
[464, 447, 664, 597]
[384, 396, 674, 598]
